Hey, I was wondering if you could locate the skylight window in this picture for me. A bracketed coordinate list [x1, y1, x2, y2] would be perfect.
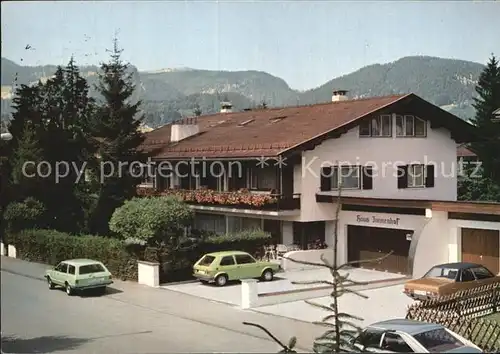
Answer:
[238, 119, 255, 126]
[269, 115, 287, 123]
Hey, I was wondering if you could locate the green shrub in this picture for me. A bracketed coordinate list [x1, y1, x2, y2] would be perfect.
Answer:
[8, 229, 141, 280]
[3, 197, 46, 234]
[156, 228, 272, 282]
[109, 196, 194, 246]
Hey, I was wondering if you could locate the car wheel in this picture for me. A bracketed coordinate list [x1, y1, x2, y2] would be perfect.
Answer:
[47, 277, 55, 289]
[262, 269, 274, 282]
[215, 274, 228, 287]
[65, 283, 73, 296]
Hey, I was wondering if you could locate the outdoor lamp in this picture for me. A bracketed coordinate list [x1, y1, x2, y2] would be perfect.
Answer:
[1, 125, 12, 141]
[1, 132, 12, 141]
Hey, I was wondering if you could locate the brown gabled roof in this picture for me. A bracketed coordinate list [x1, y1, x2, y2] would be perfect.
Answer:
[140, 93, 477, 159]
[457, 144, 477, 157]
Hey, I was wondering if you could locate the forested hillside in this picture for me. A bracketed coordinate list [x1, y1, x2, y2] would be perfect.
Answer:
[1, 56, 485, 127]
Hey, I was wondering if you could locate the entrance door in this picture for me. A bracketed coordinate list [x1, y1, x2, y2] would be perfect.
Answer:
[461, 228, 500, 275]
[347, 225, 411, 275]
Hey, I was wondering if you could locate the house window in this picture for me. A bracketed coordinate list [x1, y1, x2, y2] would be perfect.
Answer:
[397, 164, 435, 189]
[333, 166, 360, 189]
[407, 164, 425, 188]
[396, 115, 426, 137]
[320, 166, 373, 191]
[228, 216, 262, 233]
[194, 213, 226, 234]
[248, 167, 277, 190]
[359, 115, 392, 137]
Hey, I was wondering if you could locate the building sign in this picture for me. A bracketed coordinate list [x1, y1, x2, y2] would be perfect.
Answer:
[356, 214, 401, 226]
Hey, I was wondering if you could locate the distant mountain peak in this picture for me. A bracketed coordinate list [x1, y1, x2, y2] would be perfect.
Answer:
[1, 55, 485, 127]
[143, 67, 195, 74]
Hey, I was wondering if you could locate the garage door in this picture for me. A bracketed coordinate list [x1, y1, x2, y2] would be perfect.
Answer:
[462, 228, 500, 275]
[347, 225, 411, 275]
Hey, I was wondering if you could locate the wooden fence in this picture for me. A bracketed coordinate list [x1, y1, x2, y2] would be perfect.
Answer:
[406, 283, 500, 352]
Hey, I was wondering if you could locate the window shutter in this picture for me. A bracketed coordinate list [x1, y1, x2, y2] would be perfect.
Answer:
[425, 164, 435, 188]
[362, 166, 373, 190]
[320, 167, 332, 191]
[397, 165, 408, 189]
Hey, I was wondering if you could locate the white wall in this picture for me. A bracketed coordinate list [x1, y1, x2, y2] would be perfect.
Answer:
[299, 118, 458, 222]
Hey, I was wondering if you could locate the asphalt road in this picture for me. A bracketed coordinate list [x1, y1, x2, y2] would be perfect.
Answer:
[0, 258, 290, 353]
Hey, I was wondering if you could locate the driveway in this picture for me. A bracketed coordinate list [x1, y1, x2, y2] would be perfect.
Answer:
[1, 257, 327, 353]
[163, 267, 406, 306]
[253, 284, 414, 327]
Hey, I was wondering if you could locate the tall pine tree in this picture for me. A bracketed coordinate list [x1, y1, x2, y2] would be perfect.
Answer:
[89, 39, 145, 235]
[1, 84, 46, 238]
[37, 60, 96, 232]
[471, 54, 500, 183]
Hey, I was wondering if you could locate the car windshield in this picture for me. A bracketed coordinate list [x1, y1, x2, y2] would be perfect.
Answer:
[198, 255, 216, 266]
[79, 263, 105, 275]
[424, 266, 458, 280]
[413, 328, 464, 352]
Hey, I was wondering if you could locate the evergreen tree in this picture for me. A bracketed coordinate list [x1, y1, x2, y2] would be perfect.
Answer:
[88, 39, 145, 235]
[5, 59, 96, 234]
[10, 121, 46, 201]
[470, 55, 500, 183]
[37, 59, 96, 232]
[1, 85, 46, 238]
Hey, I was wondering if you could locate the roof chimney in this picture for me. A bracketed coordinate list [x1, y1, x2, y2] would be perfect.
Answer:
[332, 90, 349, 102]
[170, 117, 200, 143]
[220, 101, 233, 113]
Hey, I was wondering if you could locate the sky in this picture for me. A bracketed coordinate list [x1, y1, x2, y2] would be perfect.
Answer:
[1, 1, 500, 90]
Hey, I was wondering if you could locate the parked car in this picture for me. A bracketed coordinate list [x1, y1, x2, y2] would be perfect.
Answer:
[193, 251, 281, 286]
[352, 319, 482, 353]
[45, 259, 113, 296]
[403, 262, 500, 300]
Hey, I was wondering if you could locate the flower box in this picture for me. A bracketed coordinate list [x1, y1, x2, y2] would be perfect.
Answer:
[136, 187, 278, 208]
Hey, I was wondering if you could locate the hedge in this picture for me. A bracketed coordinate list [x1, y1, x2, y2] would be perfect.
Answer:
[7, 228, 272, 283]
[8, 229, 141, 281]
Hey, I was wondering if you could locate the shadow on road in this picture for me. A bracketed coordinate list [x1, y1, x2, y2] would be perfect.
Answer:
[1, 335, 90, 353]
[78, 286, 124, 298]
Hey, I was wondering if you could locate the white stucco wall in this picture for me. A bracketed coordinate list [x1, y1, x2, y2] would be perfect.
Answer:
[299, 118, 458, 222]
[411, 210, 450, 278]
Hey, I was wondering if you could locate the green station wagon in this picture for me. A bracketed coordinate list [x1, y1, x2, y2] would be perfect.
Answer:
[45, 259, 113, 296]
[193, 251, 281, 286]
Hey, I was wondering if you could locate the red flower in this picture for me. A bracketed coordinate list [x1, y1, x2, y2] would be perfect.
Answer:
[136, 186, 277, 207]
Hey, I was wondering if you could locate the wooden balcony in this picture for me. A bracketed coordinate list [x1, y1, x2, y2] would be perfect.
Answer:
[136, 187, 301, 211]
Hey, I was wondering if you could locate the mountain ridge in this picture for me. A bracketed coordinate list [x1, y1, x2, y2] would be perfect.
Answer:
[1, 55, 484, 127]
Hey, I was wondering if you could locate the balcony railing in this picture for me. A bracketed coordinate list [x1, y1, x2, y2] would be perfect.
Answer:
[136, 187, 301, 211]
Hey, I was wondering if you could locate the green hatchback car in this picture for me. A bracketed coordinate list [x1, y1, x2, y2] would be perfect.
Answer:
[193, 251, 281, 286]
[45, 259, 113, 296]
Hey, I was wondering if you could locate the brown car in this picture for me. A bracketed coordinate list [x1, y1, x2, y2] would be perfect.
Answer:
[404, 262, 500, 300]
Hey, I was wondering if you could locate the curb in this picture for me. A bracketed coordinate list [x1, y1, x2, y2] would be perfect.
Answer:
[259, 276, 409, 298]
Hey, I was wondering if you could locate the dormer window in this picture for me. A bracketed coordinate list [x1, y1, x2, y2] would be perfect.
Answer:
[359, 114, 392, 137]
[396, 115, 426, 137]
